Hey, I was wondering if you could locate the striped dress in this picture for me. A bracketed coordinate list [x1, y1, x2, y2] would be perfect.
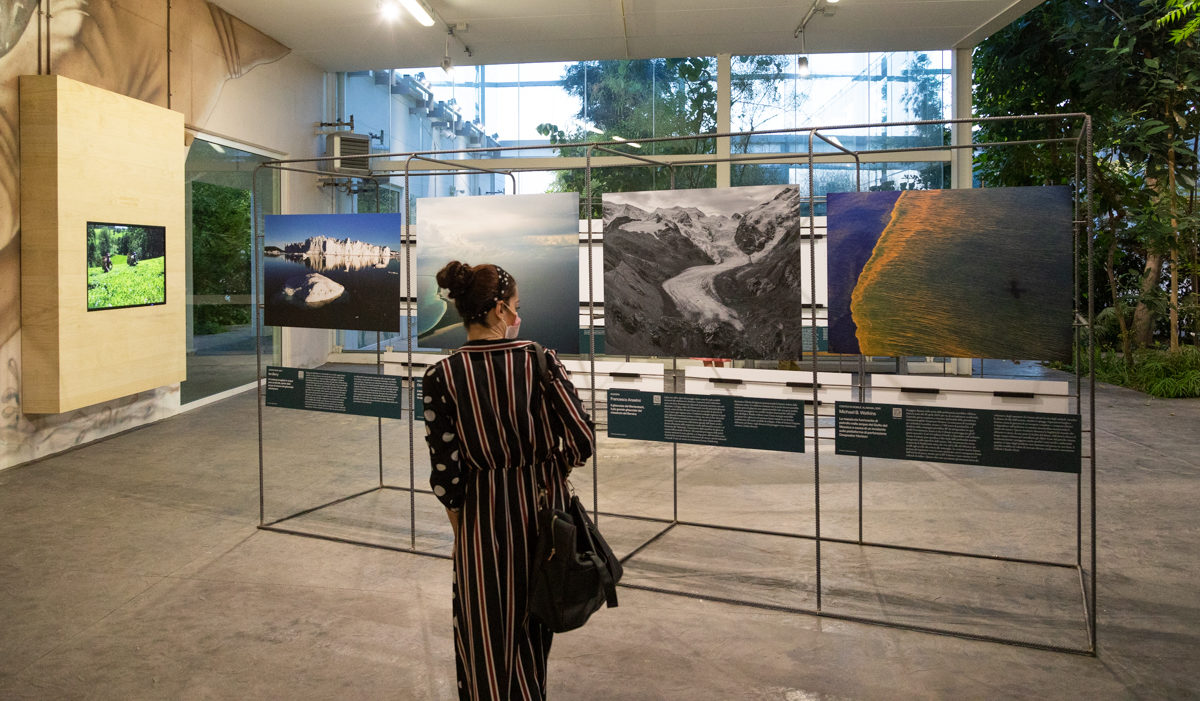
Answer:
[421, 339, 595, 701]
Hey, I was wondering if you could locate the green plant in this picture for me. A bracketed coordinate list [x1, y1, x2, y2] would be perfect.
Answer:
[1076, 345, 1200, 397]
[86, 256, 166, 309]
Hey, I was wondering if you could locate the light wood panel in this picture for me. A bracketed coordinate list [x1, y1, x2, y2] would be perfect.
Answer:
[20, 74, 186, 414]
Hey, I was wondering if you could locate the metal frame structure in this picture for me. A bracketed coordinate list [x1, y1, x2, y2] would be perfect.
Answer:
[251, 114, 1098, 656]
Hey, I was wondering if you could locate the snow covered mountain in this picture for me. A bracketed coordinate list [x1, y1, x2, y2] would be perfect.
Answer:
[282, 235, 393, 258]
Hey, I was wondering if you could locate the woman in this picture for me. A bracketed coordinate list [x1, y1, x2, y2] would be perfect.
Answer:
[422, 260, 594, 701]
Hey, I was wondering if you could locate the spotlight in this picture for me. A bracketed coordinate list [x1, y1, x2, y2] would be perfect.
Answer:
[798, 56, 810, 77]
[379, 1, 401, 22]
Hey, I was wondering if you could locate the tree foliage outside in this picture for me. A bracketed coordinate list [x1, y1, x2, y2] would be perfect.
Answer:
[1157, 0, 1200, 43]
[973, 0, 1200, 396]
[536, 58, 719, 213]
[86, 223, 164, 268]
[191, 181, 252, 334]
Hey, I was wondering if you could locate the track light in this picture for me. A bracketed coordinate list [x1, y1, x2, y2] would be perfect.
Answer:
[441, 34, 453, 73]
[398, 0, 436, 27]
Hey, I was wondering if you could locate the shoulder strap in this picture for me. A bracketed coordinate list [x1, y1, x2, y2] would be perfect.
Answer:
[531, 342, 552, 389]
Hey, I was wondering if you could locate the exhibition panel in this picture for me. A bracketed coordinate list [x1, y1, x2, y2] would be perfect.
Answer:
[263, 213, 406, 332]
[826, 187, 1074, 360]
[415, 192, 580, 351]
[251, 113, 1097, 655]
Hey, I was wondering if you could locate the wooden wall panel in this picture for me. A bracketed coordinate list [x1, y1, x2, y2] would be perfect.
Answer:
[20, 75, 185, 414]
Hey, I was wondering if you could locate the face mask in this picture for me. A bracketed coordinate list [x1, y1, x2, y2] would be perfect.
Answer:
[501, 301, 521, 339]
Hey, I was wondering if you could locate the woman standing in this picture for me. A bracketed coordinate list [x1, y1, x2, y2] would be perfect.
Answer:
[422, 261, 594, 701]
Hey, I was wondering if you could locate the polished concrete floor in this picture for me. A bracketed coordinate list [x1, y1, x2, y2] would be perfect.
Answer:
[1, 376, 1198, 699]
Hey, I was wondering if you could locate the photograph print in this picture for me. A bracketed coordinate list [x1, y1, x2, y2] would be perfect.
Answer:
[603, 184, 815, 360]
[415, 192, 580, 351]
[826, 186, 1074, 360]
[263, 213, 404, 331]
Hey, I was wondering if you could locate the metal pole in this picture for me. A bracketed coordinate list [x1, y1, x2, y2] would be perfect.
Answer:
[672, 356, 679, 523]
[1080, 135, 1089, 568]
[405, 157, 417, 551]
[808, 128, 822, 611]
[585, 145, 599, 523]
[252, 164, 265, 525]
[1085, 115, 1097, 653]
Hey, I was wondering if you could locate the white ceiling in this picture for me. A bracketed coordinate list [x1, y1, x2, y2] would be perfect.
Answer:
[208, 0, 1043, 73]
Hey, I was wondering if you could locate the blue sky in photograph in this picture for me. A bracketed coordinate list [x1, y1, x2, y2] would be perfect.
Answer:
[264, 213, 405, 250]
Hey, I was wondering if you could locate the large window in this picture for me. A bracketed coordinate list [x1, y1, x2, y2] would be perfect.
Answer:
[730, 51, 951, 192]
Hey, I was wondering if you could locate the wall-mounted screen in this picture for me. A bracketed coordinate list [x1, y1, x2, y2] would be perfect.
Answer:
[86, 221, 167, 311]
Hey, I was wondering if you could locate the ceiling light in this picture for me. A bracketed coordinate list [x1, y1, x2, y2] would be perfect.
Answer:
[379, 1, 401, 22]
[798, 56, 810, 77]
[398, 0, 436, 27]
[826, 0, 839, 4]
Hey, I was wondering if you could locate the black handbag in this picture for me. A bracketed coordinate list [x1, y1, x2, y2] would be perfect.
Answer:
[527, 343, 623, 633]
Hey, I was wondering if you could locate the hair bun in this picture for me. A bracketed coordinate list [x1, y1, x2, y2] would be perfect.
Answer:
[436, 260, 474, 299]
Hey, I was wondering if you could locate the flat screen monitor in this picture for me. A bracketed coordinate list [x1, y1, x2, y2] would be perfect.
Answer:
[86, 221, 167, 311]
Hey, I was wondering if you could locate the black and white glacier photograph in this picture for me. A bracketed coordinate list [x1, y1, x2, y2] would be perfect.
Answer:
[263, 213, 404, 331]
[603, 184, 815, 360]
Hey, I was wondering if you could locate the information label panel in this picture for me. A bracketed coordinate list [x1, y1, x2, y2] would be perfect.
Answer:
[265, 366, 404, 419]
[835, 401, 1080, 473]
[607, 389, 805, 453]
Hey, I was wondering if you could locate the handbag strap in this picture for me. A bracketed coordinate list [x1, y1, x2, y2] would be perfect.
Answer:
[588, 551, 619, 608]
[531, 341, 552, 389]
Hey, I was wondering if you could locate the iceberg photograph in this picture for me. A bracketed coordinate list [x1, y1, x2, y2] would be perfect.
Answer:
[826, 186, 1074, 360]
[603, 184, 815, 360]
[263, 213, 404, 331]
[415, 193, 580, 351]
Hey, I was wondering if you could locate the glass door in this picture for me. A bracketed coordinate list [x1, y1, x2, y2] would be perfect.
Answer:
[182, 138, 280, 404]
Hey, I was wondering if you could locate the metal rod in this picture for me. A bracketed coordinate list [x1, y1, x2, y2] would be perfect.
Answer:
[259, 525, 453, 561]
[44, 1, 51, 74]
[261, 486, 383, 528]
[1080, 134, 1089, 571]
[166, 0, 172, 109]
[1085, 115, 1098, 653]
[808, 128, 822, 611]
[672, 357, 679, 524]
[617, 523, 677, 565]
[253, 164, 265, 526]
[404, 158, 417, 552]
[258, 113, 1091, 167]
[585, 145, 599, 524]
[615, 582, 1093, 656]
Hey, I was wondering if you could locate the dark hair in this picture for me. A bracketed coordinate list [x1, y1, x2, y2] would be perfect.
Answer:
[436, 261, 517, 326]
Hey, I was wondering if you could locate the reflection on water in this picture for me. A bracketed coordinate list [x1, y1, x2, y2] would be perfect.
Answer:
[276, 251, 394, 272]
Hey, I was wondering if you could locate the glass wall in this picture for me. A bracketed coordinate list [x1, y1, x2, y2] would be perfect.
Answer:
[730, 51, 951, 193]
[182, 138, 279, 403]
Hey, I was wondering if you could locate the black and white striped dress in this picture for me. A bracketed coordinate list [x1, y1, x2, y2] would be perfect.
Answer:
[422, 339, 594, 701]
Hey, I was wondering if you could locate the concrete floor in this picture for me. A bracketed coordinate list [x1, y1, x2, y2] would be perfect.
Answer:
[1, 377, 1198, 699]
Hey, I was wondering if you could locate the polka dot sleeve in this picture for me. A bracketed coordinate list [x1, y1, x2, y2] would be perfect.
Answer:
[422, 364, 466, 510]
